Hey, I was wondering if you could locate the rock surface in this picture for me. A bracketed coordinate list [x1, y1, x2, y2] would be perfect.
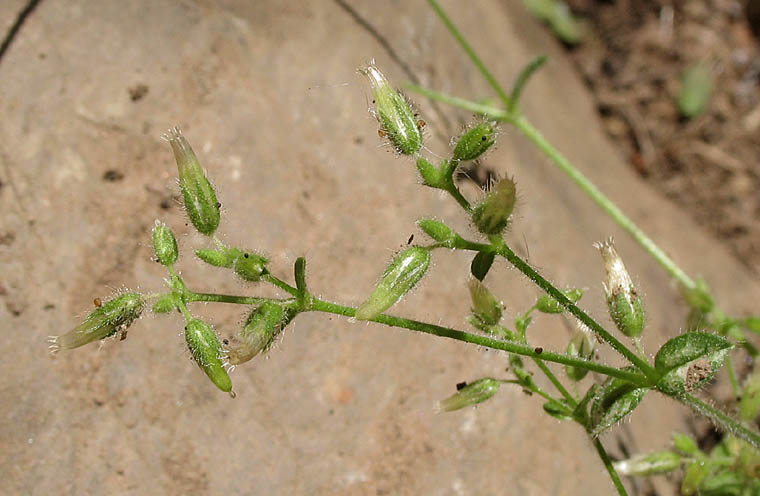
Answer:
[1, 1, 757, 494]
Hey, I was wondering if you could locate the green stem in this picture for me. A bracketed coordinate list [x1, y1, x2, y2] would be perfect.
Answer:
[592, 437, 629, 496]
[187, 292, 282, 306]
[425, 0, 512, 108]
[533, 357, 576, 406]
[725, 354, 741, 399]
[404, 84, 698, 293]
[308, 297, 649, 386]
[679, 393, 760, 449]
[262, 272, 299, 296]
[509, 116, 696, 291]
[493, 239, 658, 379]
[503, 379, 557, 404]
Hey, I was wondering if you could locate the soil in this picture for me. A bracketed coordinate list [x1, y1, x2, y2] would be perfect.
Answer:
[567, 0, 760, 274]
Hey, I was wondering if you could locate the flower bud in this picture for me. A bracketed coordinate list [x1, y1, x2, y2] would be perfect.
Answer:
[438, 378, 500, 412]
[360, 63, 422, 155]
[355, 246, 431, 320]
[228, 302, 289, 365]
[452, 121, 496, 162]
[565, 324, 595, 381]
[673, 433, 699, 455]
[418, 218, 458, 247]
[50, 292, 144, 351]
[613, 451, 681, 476]
[595, 239, 645, 338]
[152, 220, 178, 266]
[535, 288, 584, 314]
[184, 319, 232, 392]
[472, 177, 517, 235]
[416, 157, 441, 187]
[232, 251, 269, 282]
[468, 278, 502, 326]
[163, 127, 220, 236]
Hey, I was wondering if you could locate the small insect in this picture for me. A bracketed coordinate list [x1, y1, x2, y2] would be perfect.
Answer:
[456, 381, 468, 391]
[534, 347, 543, 355]
[378, 129, 387, 138]
[407, 234, 414, 245]
[417, 119, 426, 129]
[93, 298, 102, 308]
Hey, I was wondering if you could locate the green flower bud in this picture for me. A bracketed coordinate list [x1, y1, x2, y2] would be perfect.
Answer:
[417, 218, 458, 247]
[152, 293, 178, 314]
[468, 278, 502, 326]
[195, 248, 234, 267]
[50, 292, 144, 351]
[163, 127, 220, 236]
[472, 177, 517, 235]
[535, 288, 584, 314]
[152, 220, 178, 266]
[360, 62, 422, 155]
[673, 433, 699, 455]
[681, 460, 709, 495]
[452, 122, 496, 162]
[416, 157, 441, 187]
[438, 378, 500, 412]
[232, 251, 269, 282]
[595, 239, 645, 338]
[228, 302, 290, 365]
[184, 319, 232, 393]
[613, 451, 681, 476]
[565, 324, 595, 381]
[355, 246, 431, 321]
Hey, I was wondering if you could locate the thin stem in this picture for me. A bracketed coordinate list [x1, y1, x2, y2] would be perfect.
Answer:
[679, 393, 760, 449]
[592, 437, 629, 496]
[262, 273, 299, 296]
[725, 355, 741, 399]
[509, 115, 696, 291]
[187, 291, 282, 306]
[493, 239, 658, 379]
[404, 84, 698, 293]
[532, 358, 576, 406]
[308, 297, 649, 386]
[426, 0, 512, 108]
[404, 83, 505, 118]
[446, 184, 471, 211]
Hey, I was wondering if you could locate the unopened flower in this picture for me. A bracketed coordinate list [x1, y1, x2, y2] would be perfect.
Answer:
[564, 322, 595, 381]
[152, 220, 178, 266]
[184, 319, 232, 393]
[360, 62, 423, 155]
[595, 238, 645, 338]
[355, 246, 430, 320]
[438, 378, 501, 412]
[163, 127, 220, 236]
[50, 292, 144, 351]
[228, 302, 290, 365]
[452, 121, 496, 162]
[472, 177, 517, 235]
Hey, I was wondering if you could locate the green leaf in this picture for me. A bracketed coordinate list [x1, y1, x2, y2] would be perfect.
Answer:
[543, 399, 573, 421]
[590, 371, 648, 437]
[654, 332, 732, 395]
[470, 251, 495, 281]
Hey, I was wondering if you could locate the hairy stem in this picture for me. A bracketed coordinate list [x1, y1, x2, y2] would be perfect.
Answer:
[679, 393, 760, 449]
[308, 297, 649, 385]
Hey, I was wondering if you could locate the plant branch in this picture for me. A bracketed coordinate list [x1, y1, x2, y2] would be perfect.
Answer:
[308, 297, 649, 385]
[679, 393, 760, 449]
[425, 0, 512, 108]
[592, 437, 629, 496]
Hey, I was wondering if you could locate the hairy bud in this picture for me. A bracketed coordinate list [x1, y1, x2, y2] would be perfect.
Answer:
[152, 220, 178, 266]
[360, 62, 422, 155]
[468, 278, 502, 326]
[163, 127, 220, 236]
[535, 288, 584, 314]
[472, 177, 517, 235]
[595, 239, 645, 338]
[355, 246, 431, 320]
[438, 378, 501, 412]
[50, 292, 144, 351]
[565, 323, 595, 381]
[452, 121, 496, 162]
[228, 302, 290, 365]
[184, 319, 232, 393]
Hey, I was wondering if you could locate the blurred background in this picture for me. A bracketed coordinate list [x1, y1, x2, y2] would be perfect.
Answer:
[1, 1, 758, 494]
